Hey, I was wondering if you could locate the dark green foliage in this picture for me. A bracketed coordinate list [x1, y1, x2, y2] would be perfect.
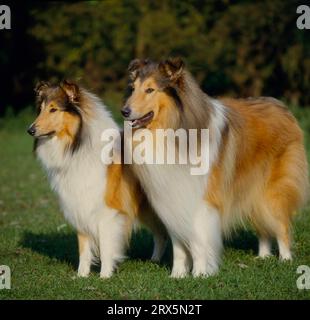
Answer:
[1, 1, 309, 114]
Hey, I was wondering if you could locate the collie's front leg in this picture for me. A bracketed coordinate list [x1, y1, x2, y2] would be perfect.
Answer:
[170, 236, 192, 278]
[98, 213, 127, 278]
[190, 203, 222, 277]
[77, 233, 93, 277]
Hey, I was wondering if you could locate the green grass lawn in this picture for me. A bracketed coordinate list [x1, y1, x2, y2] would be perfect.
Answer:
[0, 105, 310, 300]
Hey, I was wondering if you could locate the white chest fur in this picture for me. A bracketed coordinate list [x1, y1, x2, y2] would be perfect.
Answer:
[35, 109, 119, 238]
[36, 136, 110, 234]
[132, 99, 226, 244]
[135, 163, 206, 242]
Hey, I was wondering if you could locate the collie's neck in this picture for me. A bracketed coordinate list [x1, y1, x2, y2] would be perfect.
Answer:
[79, 89, 118, 133]
[154, 71, 226, 133]
[175, 71, 214, 130]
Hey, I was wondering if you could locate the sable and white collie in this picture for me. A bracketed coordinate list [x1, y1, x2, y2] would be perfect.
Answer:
[27, 80, 167, 278]
[122, 57, 309, 278]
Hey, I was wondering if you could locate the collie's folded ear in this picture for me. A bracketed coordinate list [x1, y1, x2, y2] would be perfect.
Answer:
[159, 57, 184, 82]
[34, 81, 50, 98]
[128, 58, 149, 80]
[61, 80, 80, 103]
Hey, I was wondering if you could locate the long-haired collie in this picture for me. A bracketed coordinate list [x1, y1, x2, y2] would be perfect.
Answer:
[121, 57, 309, 278]
[27, 80, 167, 278]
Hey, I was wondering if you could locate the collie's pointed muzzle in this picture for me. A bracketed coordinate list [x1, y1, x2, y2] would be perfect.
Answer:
[27, 124, 36, 136]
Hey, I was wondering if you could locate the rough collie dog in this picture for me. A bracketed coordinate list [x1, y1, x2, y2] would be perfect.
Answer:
[121, 57, 309, 278]
[27, 80, 167, 278]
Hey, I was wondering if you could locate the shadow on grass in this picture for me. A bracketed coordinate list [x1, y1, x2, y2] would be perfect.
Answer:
[20, 228, 257, 270]
[21, 231, 79, 268]
[128, 229, 172, 267]
[20, 229, 172, 269]
[225, 229, 258, 254]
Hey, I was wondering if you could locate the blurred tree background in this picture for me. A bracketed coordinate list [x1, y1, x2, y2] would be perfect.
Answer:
[0, 0, 309, 117]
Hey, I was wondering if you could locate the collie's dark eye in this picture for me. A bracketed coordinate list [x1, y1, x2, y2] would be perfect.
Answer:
[145, 88, 154, 94]
[50, 108, 57, 113]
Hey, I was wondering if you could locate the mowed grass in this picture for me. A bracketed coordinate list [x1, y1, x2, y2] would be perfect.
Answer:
[0, 104, 310, 300]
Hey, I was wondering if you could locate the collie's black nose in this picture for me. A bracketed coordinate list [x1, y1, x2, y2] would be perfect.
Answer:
[121, 106, 131, 118]
[27, 125, 36, 136]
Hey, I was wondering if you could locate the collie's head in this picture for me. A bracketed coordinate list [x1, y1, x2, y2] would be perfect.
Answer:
[122, 58, 186, 129]
[28, 80, 83, 152]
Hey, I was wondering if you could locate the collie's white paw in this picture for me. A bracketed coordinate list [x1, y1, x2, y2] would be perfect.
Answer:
[170, 266, 189, 279]
[151, 257, 160, 263]
[77, 265, 90, 278]
[170, 271, 188, 279]
[192, 270, 217, 278]
[279, 253, 292, 261]
[100, 269, 113, 279]
[278, 240, 292, 261]
[192, 263, 218, 278]
[256, 254, 272, 260]
[151, 252, 162, 263]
